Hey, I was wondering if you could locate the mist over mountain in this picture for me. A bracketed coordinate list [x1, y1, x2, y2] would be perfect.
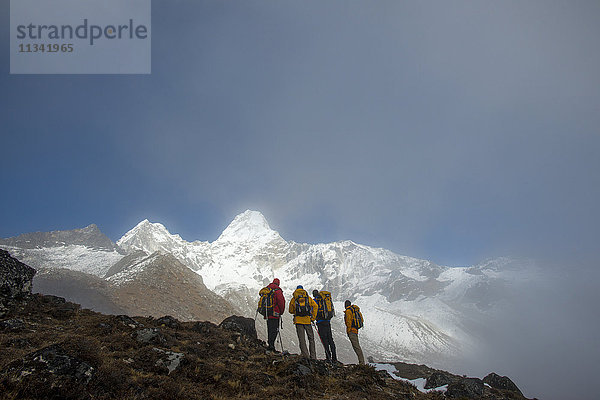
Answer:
[2, 210, 595, 399]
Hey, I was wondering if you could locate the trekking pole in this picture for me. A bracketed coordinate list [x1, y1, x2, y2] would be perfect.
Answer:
[277, 320, 285, 359]
[263, 304, 269, 347]
[312, 321, 327, 359]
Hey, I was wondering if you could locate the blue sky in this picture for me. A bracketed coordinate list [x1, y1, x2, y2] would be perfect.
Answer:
[1, 0, 599, 268]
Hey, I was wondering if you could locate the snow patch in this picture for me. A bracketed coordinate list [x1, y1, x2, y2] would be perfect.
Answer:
[372, 363, 448, 393]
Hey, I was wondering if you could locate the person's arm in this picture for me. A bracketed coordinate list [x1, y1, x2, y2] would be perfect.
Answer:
[288, 294, 295, 315]
[276, 290, 285, 315]
[310, 297, 318, 321]
[344, 308, 352, 333]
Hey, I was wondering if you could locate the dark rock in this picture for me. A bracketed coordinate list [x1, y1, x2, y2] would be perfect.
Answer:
[40, 294, 67, 305]
[52, 302, 80, 319]
[484, 372, 523, 395]
[7, 344, 94, 384]
[219, 315, 257, 339]
[311, 359, 331, 376]
[133, 328, 166, 345]
[0, 318, 26, 331]
[153, 348, 185, 374]
[0, 249, 36, 301]
[156, 315, 180, 329]
[191, 321, 217, 334]
[114, 314, 142, 328]
[294, 364, 312, 377]
[446, 377, 485, 398]
[425, 371, 458, 389]
[96, 322, 112, 331]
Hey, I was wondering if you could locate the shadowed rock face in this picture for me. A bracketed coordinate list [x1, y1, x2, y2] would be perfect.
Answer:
[0, 249, 36, 301]
[484, 373, 524, 395]
[446, 377, 485, 398]
[219, 315, 257, 340]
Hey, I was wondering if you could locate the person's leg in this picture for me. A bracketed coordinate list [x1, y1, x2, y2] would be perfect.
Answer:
[267, 319, 278, 350]
[317, 323, 331, 360]
[306, 324, 316, 359]
[323, 320, 336, 362]
[348, 332, 365, 364]
[296, 324, 309, 357]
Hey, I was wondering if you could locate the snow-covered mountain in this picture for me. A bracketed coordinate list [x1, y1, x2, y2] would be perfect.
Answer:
[116, 210, 539, 366]
[0, 225, 237, 324]
[0, 211, 539, 367]
[0, 224, 124, 277]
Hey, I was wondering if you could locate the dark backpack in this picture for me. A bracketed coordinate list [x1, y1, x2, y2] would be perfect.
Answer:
[294, 290, 311, 317]
[257, 287, 279, 318]
[350, 305, 364, 329]
[315, 291, 335, 320]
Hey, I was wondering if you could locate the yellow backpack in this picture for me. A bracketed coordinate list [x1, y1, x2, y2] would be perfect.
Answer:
[315, 291, 335, 320]
[257, 287, 279, 318]
[293, 289, 311, 317]
[349, 305, 363, 329]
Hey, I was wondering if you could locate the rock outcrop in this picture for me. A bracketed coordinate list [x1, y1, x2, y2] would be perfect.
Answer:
[0, 250, 36, 317]
[484, 372, 524, 395]
[0, 249, 36, 300]
[218, 315, 257, 339]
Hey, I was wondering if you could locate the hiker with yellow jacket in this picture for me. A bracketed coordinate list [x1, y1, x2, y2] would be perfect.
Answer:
[312, 289, 338, 364]
[289, 285, 318, 359]
[344, 300, 365, 365]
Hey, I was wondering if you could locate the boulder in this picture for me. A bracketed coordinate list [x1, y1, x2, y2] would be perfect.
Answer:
[294, 364, 312, 377]
[191, 321, 217, 334]
[133, 328, 166, 345]
[7, 344, 94, 384]
[0, 249, 36, 300]
[114, 314, 142, 329]
[153, 348, 185, 374]
[425, 371, 457, 389]
[156, 315, 180, 329]
[484, 372, 523, 395]
[40, 294, 67, 305]
[219, 315, 257, 339]
[446, 377, 485, 398]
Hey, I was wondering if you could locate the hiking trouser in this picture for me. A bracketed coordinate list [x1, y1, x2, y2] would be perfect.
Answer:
[316, 320, 337, 362]
[295, 323, 316, 359]
[267, 318, 279, 350]
[348, 332, 365, 365]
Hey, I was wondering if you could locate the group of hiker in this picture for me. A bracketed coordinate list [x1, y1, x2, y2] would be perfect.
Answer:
[257, 278, 365, 365]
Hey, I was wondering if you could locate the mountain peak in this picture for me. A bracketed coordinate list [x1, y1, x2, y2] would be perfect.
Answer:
[116, 219, 177, 253]
[216, 210, 282, 243]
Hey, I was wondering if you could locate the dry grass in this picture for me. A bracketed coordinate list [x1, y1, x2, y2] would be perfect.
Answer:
[0, 294, 526, 400]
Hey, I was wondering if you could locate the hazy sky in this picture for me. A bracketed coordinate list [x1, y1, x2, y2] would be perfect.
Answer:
[2, 0, 599, 269]
[1, 1, 599, 398]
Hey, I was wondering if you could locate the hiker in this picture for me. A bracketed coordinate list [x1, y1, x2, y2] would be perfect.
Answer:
[312, 289, 337, 363]
[258, 278, 285, 352]
[289, 285, 318, 359]
[344, 300, 365, 365]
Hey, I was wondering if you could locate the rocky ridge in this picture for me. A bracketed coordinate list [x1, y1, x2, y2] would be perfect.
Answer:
[0, 252, 534, 399]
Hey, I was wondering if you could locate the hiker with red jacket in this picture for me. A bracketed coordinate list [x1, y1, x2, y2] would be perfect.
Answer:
[266, 278, 285, 352]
